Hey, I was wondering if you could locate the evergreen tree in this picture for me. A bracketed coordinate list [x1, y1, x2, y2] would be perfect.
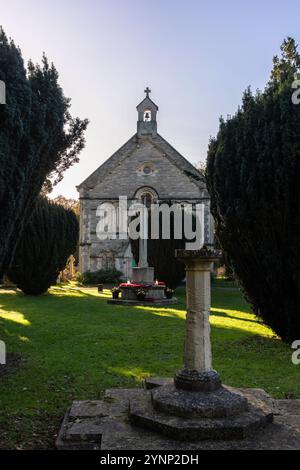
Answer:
[8, 197, 79, 295]
[0, 28, 88, 278]
[206, 37, 300, 342]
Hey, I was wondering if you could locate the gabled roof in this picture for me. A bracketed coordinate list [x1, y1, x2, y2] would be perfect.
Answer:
[136, 95, 159, 111]
[77, 133, 205, 191]
[154, 134, 205, 184]
[77, 134, 138, 190]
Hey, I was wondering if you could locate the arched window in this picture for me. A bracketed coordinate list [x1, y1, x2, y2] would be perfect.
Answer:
[141, 192, 153, 209]
[143, 109, 151, 122]
[134, 187, 158, 207]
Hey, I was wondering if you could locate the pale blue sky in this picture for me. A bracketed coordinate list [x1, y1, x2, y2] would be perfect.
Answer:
[1, 0, 300, 198]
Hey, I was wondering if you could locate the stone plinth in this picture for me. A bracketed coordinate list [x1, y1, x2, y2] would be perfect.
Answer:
[129, 386, 273, 442]
[131, 267, 154, 284]
[110, 264, 176, 306]
[151, 384, 248, 418]
[110, 281, 177, 306]
[55, 385, 300, 450]
[174, 369, 221, 392]
[121, 285, 165, 301]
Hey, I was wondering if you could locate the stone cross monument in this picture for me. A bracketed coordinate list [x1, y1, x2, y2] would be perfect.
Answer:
[129, 245, 273, 440]
[57, 244, 274, 448]
[131, 204, 154, 284]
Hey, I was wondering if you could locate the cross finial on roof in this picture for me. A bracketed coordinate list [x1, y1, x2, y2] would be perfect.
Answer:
[144, 87, 151, 98]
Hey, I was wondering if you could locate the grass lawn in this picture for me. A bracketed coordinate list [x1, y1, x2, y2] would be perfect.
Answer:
[0, 280, 298, 449]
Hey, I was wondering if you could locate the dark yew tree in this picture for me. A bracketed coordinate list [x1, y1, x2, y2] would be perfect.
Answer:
[206, 37, 300, 342]
[8, 197, 79, 295]
[0, 28, 88, 278]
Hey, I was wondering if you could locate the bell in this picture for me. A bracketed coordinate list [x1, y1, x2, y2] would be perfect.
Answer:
[144, 112, 150, 121]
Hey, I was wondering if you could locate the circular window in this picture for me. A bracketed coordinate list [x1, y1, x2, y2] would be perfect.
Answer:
[143, 166, 152, 175]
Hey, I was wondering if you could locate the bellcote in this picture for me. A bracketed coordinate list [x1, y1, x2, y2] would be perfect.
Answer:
[137, 87, 158, 137]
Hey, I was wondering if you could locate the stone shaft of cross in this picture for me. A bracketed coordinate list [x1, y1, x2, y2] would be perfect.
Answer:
[138, 206, 149, 268]
[185, 258, 212, 370]
[176, 247, 221, 373]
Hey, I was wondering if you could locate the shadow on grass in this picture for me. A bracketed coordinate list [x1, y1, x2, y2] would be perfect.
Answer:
[0, 286, 271, 346]
[211, 309, 262, 325]
[0, 285, 298, 450]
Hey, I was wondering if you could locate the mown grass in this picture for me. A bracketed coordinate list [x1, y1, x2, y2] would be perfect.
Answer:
[0, 281, 298, 449]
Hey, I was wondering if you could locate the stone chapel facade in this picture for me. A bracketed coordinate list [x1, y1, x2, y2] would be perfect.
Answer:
[77, 89, 213, 279]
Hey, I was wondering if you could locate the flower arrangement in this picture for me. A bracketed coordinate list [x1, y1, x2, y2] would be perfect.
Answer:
[136, 288, 147, 300]
[165, 287, 174, 299]
[120, 282, 152, 288]
[111, 287, 121, 299]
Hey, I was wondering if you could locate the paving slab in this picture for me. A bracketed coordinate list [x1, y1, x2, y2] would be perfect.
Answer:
[56, 387, 300, 450]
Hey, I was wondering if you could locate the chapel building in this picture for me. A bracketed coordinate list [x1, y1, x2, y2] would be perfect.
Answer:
[77, 89, 213, 279]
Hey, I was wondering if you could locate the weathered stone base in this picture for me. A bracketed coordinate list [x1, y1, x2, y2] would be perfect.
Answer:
[151, 384, 248, 419]
[56, 381, 300, 450]
[107, 298, 177, 306]
[120, 286, 166, 301]
[175, 369, 222, 392]
[130, 387, 272, 441]
[131, 267, 155, 284]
